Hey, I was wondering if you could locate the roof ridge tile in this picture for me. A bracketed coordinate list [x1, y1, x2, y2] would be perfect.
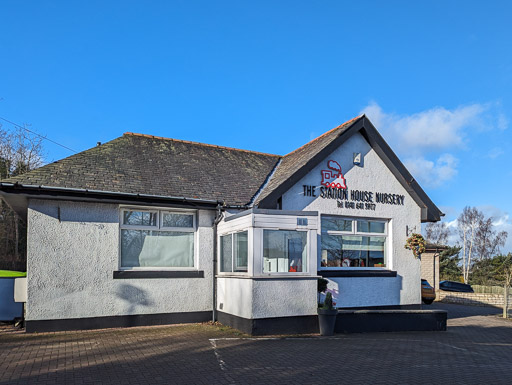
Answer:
[123, 132, 281, 158]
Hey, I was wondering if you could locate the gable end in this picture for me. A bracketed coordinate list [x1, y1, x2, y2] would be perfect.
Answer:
[257, 116, 443, 222]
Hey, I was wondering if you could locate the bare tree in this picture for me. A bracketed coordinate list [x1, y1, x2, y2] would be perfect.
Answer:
[474, 217, 507, 261]
[424, 221, 451, 245]
[0, 123, 44, 270]
[0, 124, 44, 176]
[457, 206, 508, 284]
[489, 254, 512, 319]
[457, 207, 483, 284]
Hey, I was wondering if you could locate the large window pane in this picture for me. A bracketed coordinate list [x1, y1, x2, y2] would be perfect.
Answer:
[121, 229, 194, 267]
[220, 234, 233, 272]
[366, 236, 385, 266]
[263, 230, 307, 273]
[220, 231, 248, 273]
[357, 220, 385, 234]
[321, 234, 385, 267]
[321, 217, 352, 233]
[321, 234, 340, 267]
[234, 231, 248, 272]
[162, 213, 194, 228]
[123, 211, 157, 227]
[121, 229, 151, 267]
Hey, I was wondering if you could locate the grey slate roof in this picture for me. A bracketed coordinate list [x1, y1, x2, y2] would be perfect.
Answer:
[425, 243, 449, 250]
[2, 133, 281, 206]
[254, 116, 362, 205]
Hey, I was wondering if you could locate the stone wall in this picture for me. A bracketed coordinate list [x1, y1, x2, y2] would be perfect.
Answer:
[438, 291, 507, 308]
[421, 251, 439, 291]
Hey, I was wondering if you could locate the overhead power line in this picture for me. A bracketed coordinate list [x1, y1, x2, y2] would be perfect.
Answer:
[0, 116, 78, 154]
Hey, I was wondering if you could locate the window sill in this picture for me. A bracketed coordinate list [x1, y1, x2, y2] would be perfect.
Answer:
[253, 275, 320, 280]
[217, 272, 249, 277]
[216, 274, 319, 280]
[319, 269, 397, 278]
[113, 270, 204, 279]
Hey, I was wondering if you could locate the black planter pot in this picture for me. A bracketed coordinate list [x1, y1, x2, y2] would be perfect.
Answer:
[317, 308, 338, 336]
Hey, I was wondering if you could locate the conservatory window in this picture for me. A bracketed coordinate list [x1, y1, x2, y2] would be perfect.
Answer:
[220, 231, 248, 273]
[263, 229, 308, 273]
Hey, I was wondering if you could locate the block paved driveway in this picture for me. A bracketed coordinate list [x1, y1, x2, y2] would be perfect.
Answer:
[1, 303, 511, 385]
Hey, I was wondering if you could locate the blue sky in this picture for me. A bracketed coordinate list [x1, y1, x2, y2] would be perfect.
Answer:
[1, 1, 512, 250]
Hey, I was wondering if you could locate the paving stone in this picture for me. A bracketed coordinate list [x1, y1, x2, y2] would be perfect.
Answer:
[0, 304, 511, 385]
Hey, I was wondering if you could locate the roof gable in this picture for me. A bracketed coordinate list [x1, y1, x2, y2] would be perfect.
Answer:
[255, 115, 443, 222]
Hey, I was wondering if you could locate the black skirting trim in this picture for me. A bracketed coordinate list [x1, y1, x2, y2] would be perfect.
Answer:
[336, 309, 447, 333]
[113, 270, 204, 279]
[25, 311, 211, 333]
[340, 304, 422, 311]
[217, 311, 319, 336]
[217, 307, 446, 335]
[319, 270, 397, 278]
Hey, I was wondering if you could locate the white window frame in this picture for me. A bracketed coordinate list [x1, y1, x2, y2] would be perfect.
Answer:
[119, 206, 197, 270]
[160, 211, 196, 231]
[218, 230, 249, 275]
[320, 216, 388, 270]
[261, 228, 310, 275]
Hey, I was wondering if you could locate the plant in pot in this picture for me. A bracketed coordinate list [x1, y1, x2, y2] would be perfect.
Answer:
[404, 233, 426, 259]
[317, 277, 328, 305]
[317, 280, 337, 336]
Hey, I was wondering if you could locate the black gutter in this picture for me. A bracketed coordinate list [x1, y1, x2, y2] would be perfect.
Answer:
[0, 183, 249, 210]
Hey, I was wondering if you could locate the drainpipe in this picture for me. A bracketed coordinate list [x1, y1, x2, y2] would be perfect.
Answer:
[433, 248, 437, 293]
[212, 204, 224, 322]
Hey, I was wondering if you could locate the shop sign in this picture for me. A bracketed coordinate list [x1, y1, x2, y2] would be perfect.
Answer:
[302, 159, 405, 211]
[320, 160, 347, 189]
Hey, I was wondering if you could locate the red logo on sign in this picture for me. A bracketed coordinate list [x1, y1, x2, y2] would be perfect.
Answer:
[321, 160, 347, 189]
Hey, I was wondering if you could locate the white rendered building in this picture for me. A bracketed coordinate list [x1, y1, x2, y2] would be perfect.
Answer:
[0, 115, 443, 333]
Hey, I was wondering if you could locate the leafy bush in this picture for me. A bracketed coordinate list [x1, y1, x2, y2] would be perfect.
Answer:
[322, 292, 334, 310]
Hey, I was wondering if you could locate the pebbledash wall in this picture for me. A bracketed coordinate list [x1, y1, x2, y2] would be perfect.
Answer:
[280, 133, 422, 307]
[26, 199, 214, 329]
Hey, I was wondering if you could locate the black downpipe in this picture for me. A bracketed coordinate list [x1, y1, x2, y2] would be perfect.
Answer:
[212, 204, 224, 322]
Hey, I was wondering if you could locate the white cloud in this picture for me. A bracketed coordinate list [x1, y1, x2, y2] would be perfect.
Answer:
[446, 218, 458, 229]
[477, 205, 510, 225]
[488, 147, 504, 159]
[498, 113, 509, 131]
[493, 214, 509, 228]
[360, 101, 508, 188]
[404, 154, 458, 188]
[361, 102, 488, 155]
